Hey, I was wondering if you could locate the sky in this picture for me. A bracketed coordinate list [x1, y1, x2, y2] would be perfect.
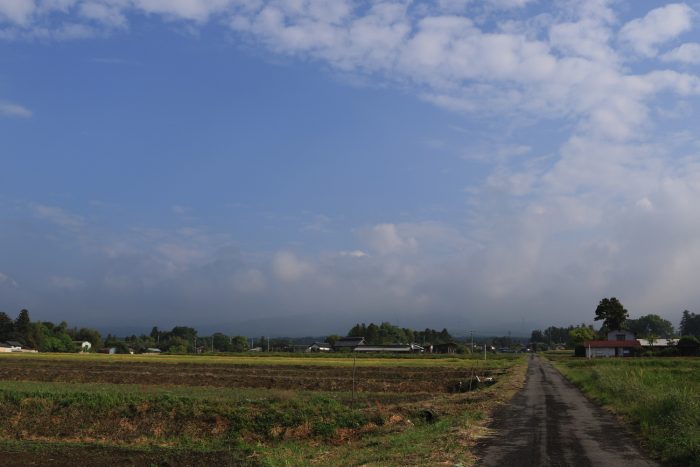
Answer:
[1, 0, 700, 337]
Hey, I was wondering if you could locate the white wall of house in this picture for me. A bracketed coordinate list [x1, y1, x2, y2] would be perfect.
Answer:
[586, 347, 616, 358]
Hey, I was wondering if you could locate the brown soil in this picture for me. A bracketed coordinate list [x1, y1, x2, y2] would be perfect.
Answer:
[0, 443, 254, 466]
[0, 359, 502, 393]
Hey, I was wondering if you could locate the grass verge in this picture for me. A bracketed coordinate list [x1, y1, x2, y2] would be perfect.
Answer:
[550, 356, 700, 466]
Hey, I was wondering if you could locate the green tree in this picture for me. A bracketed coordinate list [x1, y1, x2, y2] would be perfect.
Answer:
[76, 327, 102, 350]
[212, 332, 231, 352]
[680, 310, 700, 338]
[677, 335, 700, 356]
[325, 334, 341, 346]
[569, 326, 595, 345]
[624, 314, 674, 338]
[229, 335, 249, 352]
[0, 312, 13, 341]
[365, 323, 379, 344]
[594, 297, 629, 331]
[14, 309, 31, 343]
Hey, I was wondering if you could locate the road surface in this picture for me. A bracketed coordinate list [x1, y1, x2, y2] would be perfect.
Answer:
[476, 354, 658, 467]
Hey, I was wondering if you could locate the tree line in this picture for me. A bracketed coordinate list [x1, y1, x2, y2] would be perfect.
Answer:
[0, 309, 253, 354]
[345, 322, 453, 345]
[530, 298, 700, 350]
[0, 309, 102, 352]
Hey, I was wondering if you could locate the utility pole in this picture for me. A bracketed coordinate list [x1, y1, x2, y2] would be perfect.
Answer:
[470, 330, 474, 356]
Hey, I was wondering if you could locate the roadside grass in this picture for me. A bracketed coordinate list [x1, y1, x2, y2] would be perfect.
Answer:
[0, 355, 528, 465]
[551, 357, 700, 466]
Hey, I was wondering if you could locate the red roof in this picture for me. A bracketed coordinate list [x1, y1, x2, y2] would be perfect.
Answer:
[584, 340, 641, 348]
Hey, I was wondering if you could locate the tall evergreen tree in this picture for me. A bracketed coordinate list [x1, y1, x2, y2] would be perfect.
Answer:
[14, 309, 31, 343]
[594, 298, 629, 331]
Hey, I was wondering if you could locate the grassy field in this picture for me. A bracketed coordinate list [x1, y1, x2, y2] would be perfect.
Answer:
[0, 351, 518, 367]
[0, 352, 526, 466]
[549, 355, 700, 466]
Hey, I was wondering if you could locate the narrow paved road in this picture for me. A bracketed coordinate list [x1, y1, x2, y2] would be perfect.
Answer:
[476, 354, 658, 467]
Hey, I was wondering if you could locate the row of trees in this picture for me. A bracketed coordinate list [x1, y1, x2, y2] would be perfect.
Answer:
[346, 322, 453, 345]
[113, 327, 251, 354]
[0, 309, 102, 352]
[530, 324, 596, 349]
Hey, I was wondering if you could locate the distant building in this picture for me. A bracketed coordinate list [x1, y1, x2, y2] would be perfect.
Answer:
[333, 337, 365, 351]
[0, 341, 27, 353]
[353, 343, 424, 353]
[584, 330, 640, 358]
[636, 338, 678, 348]
[306, 342, 332, 352]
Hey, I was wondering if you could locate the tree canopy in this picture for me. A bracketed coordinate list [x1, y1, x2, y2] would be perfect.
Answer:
[594, 297, 629, 331]
[624, 314, 674, 338]
[347, 322, 452, 345]
[680, 310, 700, 339]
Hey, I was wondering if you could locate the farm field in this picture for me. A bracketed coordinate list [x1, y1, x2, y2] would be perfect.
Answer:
[0, 352, 526, 466]
[550, 356, 700, 466]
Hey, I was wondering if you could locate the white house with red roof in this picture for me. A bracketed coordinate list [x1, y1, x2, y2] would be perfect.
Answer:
[584, 330, 641, 358]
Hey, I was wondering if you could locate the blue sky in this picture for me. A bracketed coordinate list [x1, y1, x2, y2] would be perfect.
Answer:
[2, 1, 700, 336]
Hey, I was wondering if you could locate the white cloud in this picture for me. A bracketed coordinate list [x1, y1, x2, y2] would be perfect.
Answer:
[272, 251, 313, 282]
[0, 102, 32, 118]
[171, 204, 189, 215]
[232, 268, 266, 293]
[0, 0, 36, 26]
[339, 250, 368, 258]
[79, 1, 127, 27]
[49, 275, 85, 290]
[32, 204, 85, 229]
[0, 272, 18, 288]
[619, 3, 695, 57]
[361, 223, 416, 255]
[661, 42, 700, 64]
[130, 0, 238, 23]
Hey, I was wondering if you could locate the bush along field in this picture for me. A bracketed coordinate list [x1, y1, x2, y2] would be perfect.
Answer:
[552, 357, 700, 466]
[0, 353, 527, 466]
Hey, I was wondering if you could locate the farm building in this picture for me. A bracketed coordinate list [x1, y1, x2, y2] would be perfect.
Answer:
[333, 337, 365, 351]
[0, 341, 38, 353]
[584, 330, 640, 358]
[636, 338, 678, 348]
[354, 344, 424, 353]
[306, 342, 332, 352]
[0, 342, 17, 353]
